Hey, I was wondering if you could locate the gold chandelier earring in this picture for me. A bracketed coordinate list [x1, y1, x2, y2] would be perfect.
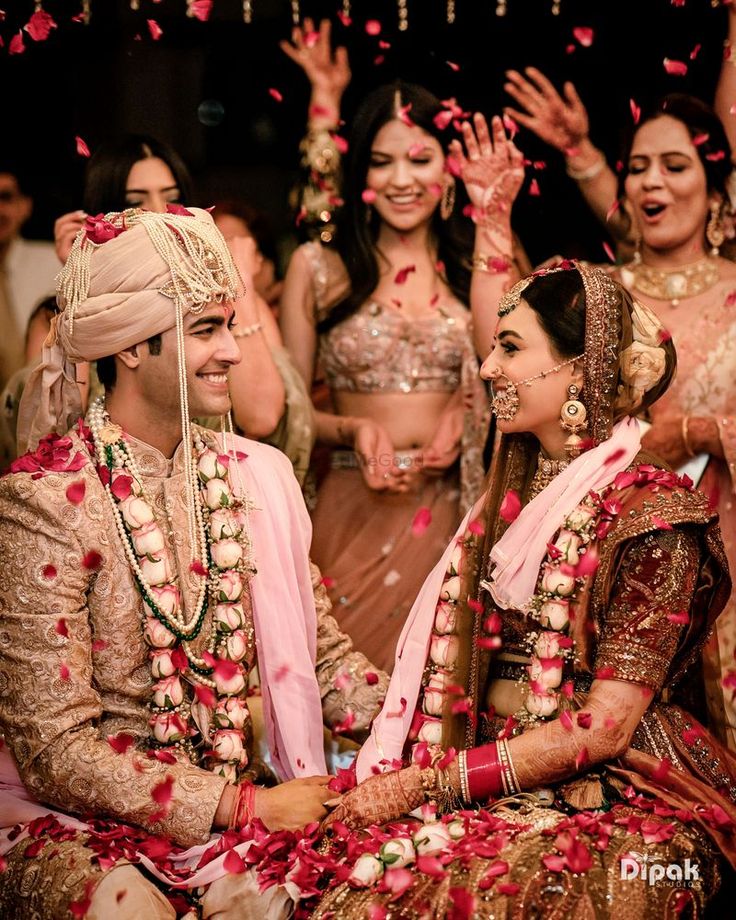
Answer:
[706, 199, 725, 257]
[560, 383, 588, 459]
[440, 181, 456, 221]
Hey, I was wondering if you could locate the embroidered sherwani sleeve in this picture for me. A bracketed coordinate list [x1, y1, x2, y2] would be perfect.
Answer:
[0, 476, 225, 848]
[310, 562, 389, 733]
[593, 528, 699, 691]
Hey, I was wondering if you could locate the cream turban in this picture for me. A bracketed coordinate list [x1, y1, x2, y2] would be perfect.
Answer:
[17, 207, 241, 454]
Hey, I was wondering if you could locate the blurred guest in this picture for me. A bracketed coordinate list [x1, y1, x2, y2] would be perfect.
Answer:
[0, 166, 60, 388]
[214, 199, 284, 310]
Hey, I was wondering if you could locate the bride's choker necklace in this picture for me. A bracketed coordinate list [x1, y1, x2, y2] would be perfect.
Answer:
[529, 454, 570, 498]
[628, 254, 720, 306]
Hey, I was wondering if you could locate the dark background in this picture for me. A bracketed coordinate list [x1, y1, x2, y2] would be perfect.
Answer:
[0, 0, 729, 266]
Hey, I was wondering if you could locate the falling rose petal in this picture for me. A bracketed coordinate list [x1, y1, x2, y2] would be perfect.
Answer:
[194, 683, 217, 707]
[268, 88, 283, 102]
[25, 10, 57, 41]
[468, 518, 485, 536]
[60, 663, 71, 681]
[333, 709, 356, 735]
[331, 133, 349, 154]
[693, 133, 710, 146]
[42, 564, 57, 580]
[576, 711, 592, 729]
[416, 855, 447, 877]
[190, 0, 213, 21]
[499, 489, 521, 523]
[448, 887, 476, 919]
[575, 545, 599, 577]
[147, 19, 163, 40]
[9, 31, 26, 54]
[110, 473, 133, 501]
[337, 11, 352, 27]
[151, 774, 174, 807]
[433, 110, 454, 131]
[190, 559, 209, 577]
[75, 136, 91, 158]
[528, 178, 541, 196]
[66, 481, 86, 505]
[629, 99, 641, 124]
[572, 26, 594, 47]
[542, 853, 566, 872]
[366, 671, 379, 685]
[321, 575, 336, 590]
[666, 610, 690, 626]
[411, 506, 432, 536]
[398, 104, 414, 126]
[651, 515, 673, 531]
[82, 550, 102, 571]
[575, 747, 590, 770]
[224, 848, 246, 874]
[55, 618, 69, 637]
[605, 198, 620, 222]
[365, 19, 381, 35]
[69, 881, 96, 918]
[394, 265, 416, 285]
[602, 241, 616, 262]
[362, 188, 377, 204]
[107, 732, 135, 754]
[446, 60, 460, 72]
[560, 710, 574, 732]
[381, 867, 414, 899]
[706, 150, 726, 161]
[566, 44, 576, 55]
[663, 58, 687, 76]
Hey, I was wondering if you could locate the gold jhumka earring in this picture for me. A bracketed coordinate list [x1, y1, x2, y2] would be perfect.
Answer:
[440, 182, 456, 221]
[560, 383, 588, 458]
[706, 200, 725, 256]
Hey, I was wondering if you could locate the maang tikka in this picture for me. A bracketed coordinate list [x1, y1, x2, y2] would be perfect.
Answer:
[560, 383, 588, 458]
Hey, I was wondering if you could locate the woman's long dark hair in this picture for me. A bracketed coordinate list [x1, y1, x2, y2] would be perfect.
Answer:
[82, 134, 195, 215]
[318, 81, 472, 334]
[618, 93, 732, 200]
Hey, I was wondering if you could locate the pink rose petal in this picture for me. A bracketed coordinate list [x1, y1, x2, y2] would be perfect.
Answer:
[268, 88, 283, 102]
[107, 732, 135, 754]
[55, 617, 69, 637]
[9, 31, 25, 55]
[75, 136, 91, 158]
[411, 506, 432, 536]
[572, 26, 594, 47]
[663, 58, 687, 76]
[394, 265, 416, 285]
[630, 99, 641, 124]
[499, 489, 521, 523]
[362, 188, 377, 204]
[365, 20, 381, 36]
[25, 10, 57, 42]
[190, 1, 213, 22]
[223, 849, 246, 873]
[147, 19, 163, 41]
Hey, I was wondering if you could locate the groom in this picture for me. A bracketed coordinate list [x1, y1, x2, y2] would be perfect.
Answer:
[0, 207, 386, 918]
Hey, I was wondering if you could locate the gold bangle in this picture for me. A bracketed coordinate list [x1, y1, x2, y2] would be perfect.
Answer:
[232, 321, 263, 339]
[565, 154, 606, 182]
[471, 253, 513, 274]
[458, 749, 470, 804]
[682, 416, 695, 458]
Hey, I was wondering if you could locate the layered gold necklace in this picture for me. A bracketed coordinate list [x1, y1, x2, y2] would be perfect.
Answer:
[627, 255, 720, 307]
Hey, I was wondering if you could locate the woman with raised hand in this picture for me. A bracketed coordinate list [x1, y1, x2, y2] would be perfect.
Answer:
[455, 105, 736, 753]
[279, 19, 496, 672]
[299, 262, 735, 918]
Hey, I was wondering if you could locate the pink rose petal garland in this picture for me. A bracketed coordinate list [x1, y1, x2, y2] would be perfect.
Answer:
[88, 396, 256, 783]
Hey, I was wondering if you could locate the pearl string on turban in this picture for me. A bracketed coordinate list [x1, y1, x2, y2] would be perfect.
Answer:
[16, 206, 242, 548]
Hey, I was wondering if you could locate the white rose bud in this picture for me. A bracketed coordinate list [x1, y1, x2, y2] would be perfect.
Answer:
[150, 648, 176, 678]
[209, 509, 243, 540]
[379, 837, 415, 868]
[539, 599, 570, 631]
[447, 543, 464, 577]
[212, 728, 244, 762]
[205, 478, 232, 510]
[447, 819, 466, 840]
[210, 538, 243, 570]
[119, 495, 155, 529]
[218, 572, 243, 603]
[529, 657, 563, 691]
[152, 674, 185, 708]
[535, 631, 562, 659]
[149, 585, 180, 618]
[150, 711, 188, 743]
[348, 853, 384, 888]
[131, 522, 166, 558]
[433, 601, 457, 635]
[214, 666, 246, 697]
[554, 529, 582, 565]
[224, 630, 249, 662]
[143, 616, 177, 648]
[214, 762, 239, 784]
[139, 554, 173, 587]
[541, 568, 576, 597]
[440, 575, 461, 602]
[565, 506, 595, 530]
[525, 690, 559, 718]
[215, 697, 250, 730]
[422, 686, 444, 717]
[413, 822, 451, 856]
[417, 716, 443, 745]
[427, 670, 451, 693]
[430, 634, 459, 668]
[197, 448, 228, 483]
[214, 603, 245, 633]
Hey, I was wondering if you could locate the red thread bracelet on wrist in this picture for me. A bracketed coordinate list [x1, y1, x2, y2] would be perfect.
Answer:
[465, 743, 504, 802]
[228, 781, 256, 829]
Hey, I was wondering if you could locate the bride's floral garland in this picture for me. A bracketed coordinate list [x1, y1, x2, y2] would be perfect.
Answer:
[408, 485, 628, 761]
[88, 397, 256, 784]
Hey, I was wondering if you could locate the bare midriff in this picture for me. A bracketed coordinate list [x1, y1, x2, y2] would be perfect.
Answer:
[486, 651, 530, 718]
[333, 390, 457, 450]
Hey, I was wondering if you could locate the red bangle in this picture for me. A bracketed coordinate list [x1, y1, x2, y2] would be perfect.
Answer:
[228, 781, 256, 829]
[465, 743, 504, 802]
